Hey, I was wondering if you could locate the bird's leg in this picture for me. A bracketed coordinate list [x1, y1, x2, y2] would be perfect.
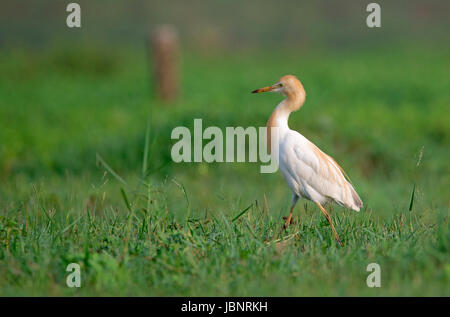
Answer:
[277, 194, 298, 239]
[316, 202, 342, 246]
[276, 205, 295, 239]
[283, 205, 295, 229]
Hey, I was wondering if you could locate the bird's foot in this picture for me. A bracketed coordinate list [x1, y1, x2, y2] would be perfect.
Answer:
[277, 217, 294, 239]
[282, 216, 294, 227]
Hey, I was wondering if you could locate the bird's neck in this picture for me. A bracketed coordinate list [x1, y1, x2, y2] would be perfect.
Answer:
[266, 93, 305, 151]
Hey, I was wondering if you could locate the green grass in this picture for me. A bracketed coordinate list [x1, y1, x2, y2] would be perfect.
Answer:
[0, 44, 449, 296]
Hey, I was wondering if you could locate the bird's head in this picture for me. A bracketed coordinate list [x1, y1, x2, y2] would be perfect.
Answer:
[252, 75, 305, 99]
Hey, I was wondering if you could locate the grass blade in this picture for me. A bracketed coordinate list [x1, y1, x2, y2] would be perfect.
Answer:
[96, 153, 127, 185]
[409, 183, 415, 211]
[121, 187, 132, 212]
[142, 121, 151, 177]
[232, 204, 253, 222]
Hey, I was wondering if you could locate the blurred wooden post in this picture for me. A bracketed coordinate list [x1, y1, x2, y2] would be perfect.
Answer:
[151, 25, 179, 102]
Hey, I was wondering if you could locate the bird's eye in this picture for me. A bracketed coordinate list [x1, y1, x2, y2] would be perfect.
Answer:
[278, 83, 283, 87]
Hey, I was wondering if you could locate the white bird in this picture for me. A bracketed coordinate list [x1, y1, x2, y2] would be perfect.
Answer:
[252, 75, 363, 245]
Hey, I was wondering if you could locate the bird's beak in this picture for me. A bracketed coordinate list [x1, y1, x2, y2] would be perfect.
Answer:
[252, 84, 277, 94]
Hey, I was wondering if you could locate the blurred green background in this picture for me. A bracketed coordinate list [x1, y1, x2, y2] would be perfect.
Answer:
[0, 0, 449, 296]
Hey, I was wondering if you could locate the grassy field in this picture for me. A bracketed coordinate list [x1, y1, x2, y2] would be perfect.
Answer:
[0, 44, 449, 296]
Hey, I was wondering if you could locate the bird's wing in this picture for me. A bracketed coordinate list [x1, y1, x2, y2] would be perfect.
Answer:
[283, 132, 363, 211]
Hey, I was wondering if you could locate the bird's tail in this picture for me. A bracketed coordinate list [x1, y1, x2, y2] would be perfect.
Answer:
[348, 184, 363, 212]
[329, 156, 363, 212]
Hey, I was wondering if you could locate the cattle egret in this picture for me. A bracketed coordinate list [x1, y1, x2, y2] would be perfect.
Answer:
[252, 75, 363, 245]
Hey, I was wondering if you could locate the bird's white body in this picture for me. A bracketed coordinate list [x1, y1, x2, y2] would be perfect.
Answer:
[274, 100, 362, 211]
